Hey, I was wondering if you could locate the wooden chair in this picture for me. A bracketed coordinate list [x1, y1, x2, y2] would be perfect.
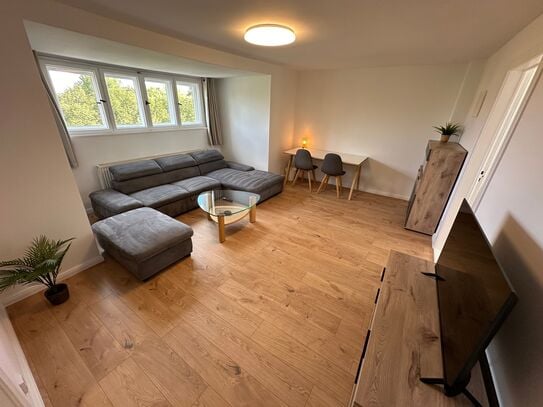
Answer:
[292, 149, 317, 192]
[317, 153, 346, 198]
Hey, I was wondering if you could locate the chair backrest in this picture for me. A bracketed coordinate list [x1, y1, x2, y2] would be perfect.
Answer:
[294, 149, 314, 170]
[321, 153, 344, 175]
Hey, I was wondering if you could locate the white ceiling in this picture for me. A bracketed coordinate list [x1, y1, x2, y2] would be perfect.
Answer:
[55, 0, 543, 69]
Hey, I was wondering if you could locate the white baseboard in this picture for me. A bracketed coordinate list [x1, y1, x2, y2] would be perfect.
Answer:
[0, 255, 104, 307]
[360, 187, 410, 201]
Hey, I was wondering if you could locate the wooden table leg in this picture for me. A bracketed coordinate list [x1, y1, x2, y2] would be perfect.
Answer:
[218, 215, 225, 243]
[207, 213, 212, 221]
[250, 206, 256, 223]
[284, 156, 294, 186]
[349, 164, 362, 201]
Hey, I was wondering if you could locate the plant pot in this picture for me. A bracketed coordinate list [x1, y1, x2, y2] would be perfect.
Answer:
[44, 283, 69, 305]
[440, 134, 451, 143]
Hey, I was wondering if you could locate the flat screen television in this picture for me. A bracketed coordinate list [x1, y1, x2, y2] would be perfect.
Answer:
[432, 199, 517, 400]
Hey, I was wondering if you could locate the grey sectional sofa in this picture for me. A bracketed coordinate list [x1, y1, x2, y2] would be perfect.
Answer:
[90, 150, 284, 219]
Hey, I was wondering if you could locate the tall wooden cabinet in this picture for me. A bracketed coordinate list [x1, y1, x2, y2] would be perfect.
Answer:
[405, 141, 467, 235]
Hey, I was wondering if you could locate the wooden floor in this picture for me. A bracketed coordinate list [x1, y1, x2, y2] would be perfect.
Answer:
[8, 185, 432, 407]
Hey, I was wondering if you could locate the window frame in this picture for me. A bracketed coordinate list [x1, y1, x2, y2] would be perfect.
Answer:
[38, 55, 207, 137]
[41, 60, 111, 135]
[102, 69, 148, 131]
[175, 78, 205, 127]
[143, 75, 179, 128]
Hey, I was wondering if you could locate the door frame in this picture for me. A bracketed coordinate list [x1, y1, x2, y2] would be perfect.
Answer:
[467, 54, 543, 210]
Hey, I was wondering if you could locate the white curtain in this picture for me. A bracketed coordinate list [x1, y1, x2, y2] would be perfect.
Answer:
[34, 53, 78, 168]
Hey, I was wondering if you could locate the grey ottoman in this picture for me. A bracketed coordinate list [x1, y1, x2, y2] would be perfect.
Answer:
[92, 207, 193, 280]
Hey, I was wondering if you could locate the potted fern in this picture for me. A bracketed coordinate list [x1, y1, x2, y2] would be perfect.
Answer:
[433, 122, 462, 143]
[0, 236, 74, 305]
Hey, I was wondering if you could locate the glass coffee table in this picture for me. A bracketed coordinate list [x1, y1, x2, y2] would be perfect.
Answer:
[197, 190, 260, 243]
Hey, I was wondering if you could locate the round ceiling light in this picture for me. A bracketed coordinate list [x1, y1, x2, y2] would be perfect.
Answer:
[244, 24, 296, 46]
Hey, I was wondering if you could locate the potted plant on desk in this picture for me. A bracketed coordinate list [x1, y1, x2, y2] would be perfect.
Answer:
[0, 236, 74, 305]
[433, 122, 462, 143]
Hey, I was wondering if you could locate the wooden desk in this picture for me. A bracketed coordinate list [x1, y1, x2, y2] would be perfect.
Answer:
[283, 148, 368, 200]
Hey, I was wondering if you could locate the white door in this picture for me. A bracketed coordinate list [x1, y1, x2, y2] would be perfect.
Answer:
[467, 55, 543, 210]
[0, 306, 44, 407]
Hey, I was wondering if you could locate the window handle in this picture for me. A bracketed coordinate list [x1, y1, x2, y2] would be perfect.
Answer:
[97, 99, 107, 104]
[145, 100, 151, 105]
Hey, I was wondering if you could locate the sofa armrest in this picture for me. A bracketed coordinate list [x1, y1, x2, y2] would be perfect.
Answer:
[226, 161, 254, 171]
[89, 188, 143, 219]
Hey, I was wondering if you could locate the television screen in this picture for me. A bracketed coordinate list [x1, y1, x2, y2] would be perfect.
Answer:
[436, 199, 517, 393]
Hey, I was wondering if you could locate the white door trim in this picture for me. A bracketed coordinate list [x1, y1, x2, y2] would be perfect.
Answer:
[467, 55, 543, 210]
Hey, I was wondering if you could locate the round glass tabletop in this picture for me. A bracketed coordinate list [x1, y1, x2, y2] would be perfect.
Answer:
[197, 190, 260, 217]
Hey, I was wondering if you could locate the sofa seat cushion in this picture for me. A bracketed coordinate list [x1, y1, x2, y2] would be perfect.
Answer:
[206, 168, 284, 193]
[171, 176, 221, 196]
[109, 160, 162, 181]
[89, 189, 144, 219]
[130, 185, 190, 208]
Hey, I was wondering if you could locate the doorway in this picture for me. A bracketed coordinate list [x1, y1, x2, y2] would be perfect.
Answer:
[466, 55, 543, 210]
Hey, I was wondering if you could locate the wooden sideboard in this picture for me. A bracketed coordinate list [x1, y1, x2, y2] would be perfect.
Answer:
[405, 141, 467, 235]
[350, 251, 489, 407]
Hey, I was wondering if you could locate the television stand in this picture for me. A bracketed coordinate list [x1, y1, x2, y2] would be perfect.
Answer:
[350, 250, 491, 406]
[420, 377, 482, 407]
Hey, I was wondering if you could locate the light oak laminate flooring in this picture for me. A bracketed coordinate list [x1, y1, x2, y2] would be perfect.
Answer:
[8, 185, 432, 407]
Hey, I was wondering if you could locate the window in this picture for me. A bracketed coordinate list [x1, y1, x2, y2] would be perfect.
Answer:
[104, 73, 145, 129]
[144, 78, 176, 126]
[176, 81, 203, 125]
[40, 56, 205, 135]
[45, 65, 108, 131]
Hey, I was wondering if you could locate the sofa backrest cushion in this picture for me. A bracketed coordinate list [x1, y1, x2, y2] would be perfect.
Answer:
[190, 149, 224, 164]
[190, 150, 227, 175]
[112, 166, 200, 194]
[109, 160, 162, 182]
[155, 153, 198, 172]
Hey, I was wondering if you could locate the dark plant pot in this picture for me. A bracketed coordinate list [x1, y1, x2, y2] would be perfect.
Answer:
[44, 283, 70, 305]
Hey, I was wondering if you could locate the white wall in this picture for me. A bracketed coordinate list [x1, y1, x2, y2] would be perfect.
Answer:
[72, 129, 208, 209]
[429, 12, 543, 407]
[268, 70, 298, 174]
[0, 2, 102, 306]
[217, 75, 271, 170]
[294, 64, 480, 199]
[433, 13, 543, 258]
[474, 72, 543, 407]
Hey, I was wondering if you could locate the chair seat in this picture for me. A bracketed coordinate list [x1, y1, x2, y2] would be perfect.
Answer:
[295, 164, 318, 170]
[323, 169, 346, 176]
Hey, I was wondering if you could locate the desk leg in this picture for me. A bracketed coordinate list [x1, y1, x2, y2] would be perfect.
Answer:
[218, 215, 225, 243]
[349, 164, 362, 201]
[250, 206, 256, 223]
[284, 156, 294, 186]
